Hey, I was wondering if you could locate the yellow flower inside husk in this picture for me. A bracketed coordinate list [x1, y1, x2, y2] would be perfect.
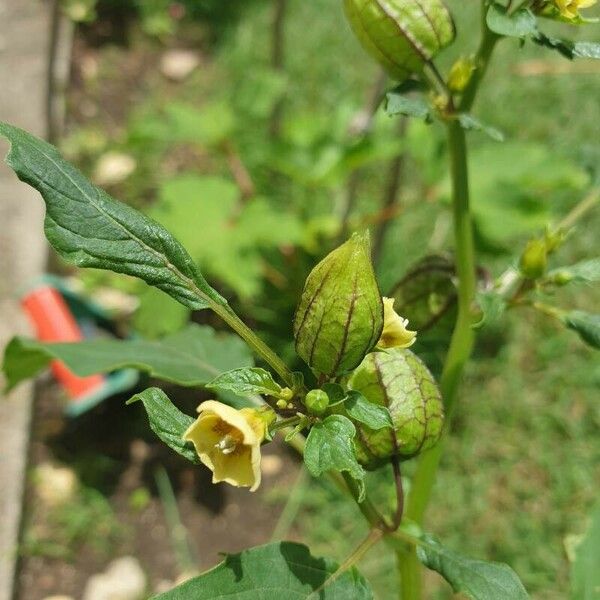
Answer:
[378, 297, 417, 349]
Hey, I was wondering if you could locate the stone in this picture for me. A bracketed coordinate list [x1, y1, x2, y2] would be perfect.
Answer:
[160, 49, 200, 81]
[82, 557, 146, 600]
[93, 152, 137, 186]
[34, 463, 78, 508]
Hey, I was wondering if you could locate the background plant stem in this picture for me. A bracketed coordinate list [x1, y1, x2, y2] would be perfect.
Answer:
[398, 20, 499, 598]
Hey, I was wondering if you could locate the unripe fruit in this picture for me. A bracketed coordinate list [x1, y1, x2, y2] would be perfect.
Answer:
[348, 348, 443, 468]
[304, 389, 330, 416]
[294, 232, 383, 378]
[343, 0, 455, 82]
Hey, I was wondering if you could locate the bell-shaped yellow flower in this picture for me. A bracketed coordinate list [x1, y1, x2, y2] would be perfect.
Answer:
[378, 297, 417, 349]
[554, 0, 597, 20]
[183, 401, 268, 492]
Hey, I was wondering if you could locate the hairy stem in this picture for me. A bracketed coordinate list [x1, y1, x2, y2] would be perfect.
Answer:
[212, 304, 298, 390]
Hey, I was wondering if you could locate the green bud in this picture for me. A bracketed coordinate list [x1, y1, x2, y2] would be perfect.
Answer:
[519, 239, 548, 280]
[447, 56, 476, 92]
[348, 348, 444, 468]
[294, 232, 383, 378]
[343, 0, 455, 82]
[304, 389, 330, 416]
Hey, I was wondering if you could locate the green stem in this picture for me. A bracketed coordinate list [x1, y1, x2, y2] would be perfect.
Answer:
[309, 528, 384, 599]
[406, 122, 477, 521]
[398, 22, 500, 599]
[213, 303, 298, 390]
[459, 28, 498, 113]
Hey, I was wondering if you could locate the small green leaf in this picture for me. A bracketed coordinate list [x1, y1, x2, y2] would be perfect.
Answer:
[474, 291, 507, 330]
[344, 391, 393, 430]
[2, 325, 252, 392]
[563, 311, 600, 349]
[153, 541, 373, 599]
[417, 535, 529, 600]
[549, 258, 600, 285]
[127, 388, 199, 464]
[486, 3, 537, 38]
[384, 92, 432, 121]
[458, 114, 505, 142]
[571, 503, 600, 600]
[207, 367, 283, 397]
[0, 122, 224, 311]
[304, 415, 366, 502]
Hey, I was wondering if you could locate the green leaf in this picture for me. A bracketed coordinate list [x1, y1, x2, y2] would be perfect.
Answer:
[486, 3, 537, 38]
[127, 388, 199, 464]
[150, 175, 302, 299]
[304, 415, 366, 502]
[344, 391, 393, 430]
[458, 114, 505, 142]
[533, 33, 600, 60]
[571, 503, 600, 600]
[549, 258, 600, 285]
[133, 285, 191, 339]
[563, 311, 600, 349]
[0, 122, 224, 311]
[153, 541, 373, 599]
[2, 324, 252, 391]
[417, 535, 529, 600]
[384, 92, 432, 121]
[207, 367, 283, 397]
[474, 291, 507, 329]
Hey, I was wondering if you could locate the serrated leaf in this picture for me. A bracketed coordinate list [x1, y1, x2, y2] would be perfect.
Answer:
[458, 114, 505, 142]
[153, 542, 373, 599]
[571, 503, 600, 600]
[563, 311, 600, 349]
[127, 387, 199, 464]
[417, 535, 529, 600]
[0, 122, 224, 311]
[384, 92, 432, 120]
[486, 3, 537, 38]
[533, 33, 600, 60]
[344, 390, 393, 430]
[2, 324, 252, 391]
[549, 258, 600, 284]
[207, 367, 283, 397]
[304, 415, 366, 502]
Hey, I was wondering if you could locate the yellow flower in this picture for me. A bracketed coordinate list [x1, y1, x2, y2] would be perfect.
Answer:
[183, 401, 268, 492]
[378, 297, 417, 349]
[554, 0, 597, 20]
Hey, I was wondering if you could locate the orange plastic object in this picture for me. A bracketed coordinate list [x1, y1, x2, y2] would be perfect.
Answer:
[21, 286, 105, 400]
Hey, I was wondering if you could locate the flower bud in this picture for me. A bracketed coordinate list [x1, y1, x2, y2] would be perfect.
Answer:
[304, 389, 330, 416]
[447, 56, 476, 92]
[348, 348, 444, 468]
[519, 239, 548, 280]
[343, 0, 455, 82]
[294, 232, 383, 378]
